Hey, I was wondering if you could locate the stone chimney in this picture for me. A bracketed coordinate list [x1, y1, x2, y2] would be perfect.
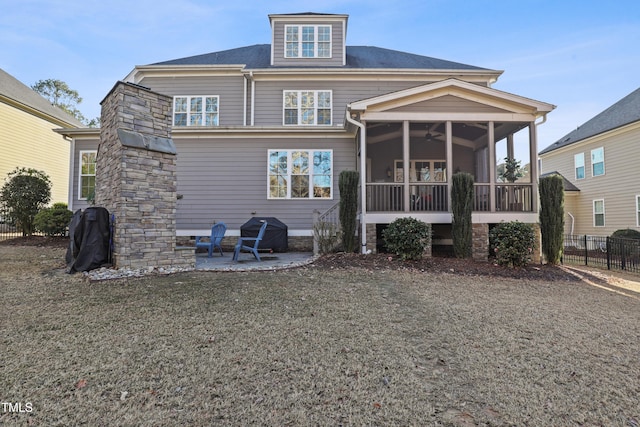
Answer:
[95, 81, 193, 270]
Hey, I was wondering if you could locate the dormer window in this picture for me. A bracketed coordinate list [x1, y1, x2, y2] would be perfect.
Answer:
[285, 25, 331, 58]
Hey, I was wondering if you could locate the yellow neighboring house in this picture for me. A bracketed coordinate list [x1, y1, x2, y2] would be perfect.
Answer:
[0, 68, 84, 205]
[539, 87, 640, 236]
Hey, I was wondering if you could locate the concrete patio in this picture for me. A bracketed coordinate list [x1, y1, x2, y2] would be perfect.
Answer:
[195, 251, 315, 271]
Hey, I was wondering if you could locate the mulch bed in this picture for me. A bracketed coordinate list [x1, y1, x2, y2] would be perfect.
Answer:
[1, 235, 578, 281]
[312, 252, 579, 281]
[0, 235, 70, 249]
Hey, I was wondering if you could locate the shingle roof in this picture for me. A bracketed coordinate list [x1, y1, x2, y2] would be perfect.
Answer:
[540, 87, 640, 155]
[0, 68, 84, 127]
[152, 44, 490, 71]
[539, 171, 580, 192]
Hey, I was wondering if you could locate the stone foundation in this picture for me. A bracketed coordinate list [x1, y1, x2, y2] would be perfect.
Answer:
[366, 223, 377, 254]
[472, 223, 489, 261]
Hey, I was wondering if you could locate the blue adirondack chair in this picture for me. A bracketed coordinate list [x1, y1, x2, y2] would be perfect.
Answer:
[195, 222, 227, 257]
[233, 220, 268, 261]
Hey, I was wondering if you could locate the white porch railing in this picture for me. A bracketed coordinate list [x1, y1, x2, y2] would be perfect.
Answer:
[366, 182, 534, 213]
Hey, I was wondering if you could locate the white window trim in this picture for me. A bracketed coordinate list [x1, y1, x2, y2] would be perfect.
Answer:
[282, 90, 333, 126]
[574, 152, 585, 180]
[78, 150, 97, 201]
[173, 95, 220, 127]
[267, 149, 333, 200]
[593, 199, 605, 227]
[591, 147, 605, 177]
[284, 24, 332, 58]
[636, 195, 640, 227]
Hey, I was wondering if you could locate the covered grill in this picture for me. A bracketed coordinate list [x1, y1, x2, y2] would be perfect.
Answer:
[239, 217, 288, 252]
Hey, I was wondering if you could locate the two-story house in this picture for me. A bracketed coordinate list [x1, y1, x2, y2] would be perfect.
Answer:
[0, 69, 84, 206]
[58, 12, 554, 256]
[539, 87, 640, 237]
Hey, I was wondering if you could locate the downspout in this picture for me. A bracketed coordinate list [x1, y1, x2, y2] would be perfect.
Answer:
[243, 73, 248, 127]
[345, 107, 367, 254]
[250, 71, 255, 126]
[567, 211, 575, 235]
[64, 135, 75, 210]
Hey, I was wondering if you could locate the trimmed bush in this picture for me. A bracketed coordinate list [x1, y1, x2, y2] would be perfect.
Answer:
[609, 229, 640, 259]
[611, 229, 640, 240]
[34, 203, 74, 236]
[339, 170, 359, 253]
[489, 221, 536, 268]
[451, 172, 474, 258]
[539, 175, 564, 264]
[0, 167, 51, 236]
[382, 217, 431, 260]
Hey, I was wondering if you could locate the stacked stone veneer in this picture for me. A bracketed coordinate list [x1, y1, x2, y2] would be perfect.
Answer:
[95, 81, 193, 270]
[472, 223, 489, 261]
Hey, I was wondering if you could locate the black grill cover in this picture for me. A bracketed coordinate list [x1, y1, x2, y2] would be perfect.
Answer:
[65, 207, 112, 273]
[240, 217, 288, 252]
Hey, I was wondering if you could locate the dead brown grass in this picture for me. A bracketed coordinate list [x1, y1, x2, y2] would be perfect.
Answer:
[1, 245, 639, 426]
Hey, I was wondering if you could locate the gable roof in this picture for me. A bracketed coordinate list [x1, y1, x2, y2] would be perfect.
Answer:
[540, 87, 640, 155]
[151, 44, 492, 71]
[0, 68, 84, 127]
[348, 78, 555, 115]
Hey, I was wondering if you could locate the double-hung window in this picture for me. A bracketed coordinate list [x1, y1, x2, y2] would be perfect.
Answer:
[593, 199, 605, 227]
[285, 25, 331, 58]
[79, 150, 97, 200]
[283, 90, 332, 125]
[591, 147, 604, 176]
[268, 150, 333, 199]
[574, 153, 585, 180]
[173, 96, 219, 126]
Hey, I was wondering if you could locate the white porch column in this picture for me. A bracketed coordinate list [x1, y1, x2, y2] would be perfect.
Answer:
[360, 122, 367, 253]
[529, 122, 538, 213]
[507, 134, 514, 160]
[446, 121, 453, 209]
[488, 121, 496, 212]
[403, 120, 410, 212]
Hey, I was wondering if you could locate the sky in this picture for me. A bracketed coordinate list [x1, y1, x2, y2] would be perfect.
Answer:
[2, 0, 640, 153]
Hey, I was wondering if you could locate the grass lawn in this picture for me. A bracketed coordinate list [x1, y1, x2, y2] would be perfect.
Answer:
[1, 246, 639, 426]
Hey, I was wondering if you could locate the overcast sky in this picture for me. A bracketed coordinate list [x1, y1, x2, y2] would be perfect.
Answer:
[2, 0, 639, 152]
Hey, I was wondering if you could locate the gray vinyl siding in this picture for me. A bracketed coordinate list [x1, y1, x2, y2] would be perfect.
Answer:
[174, 135, 356, 232]
[253, 80, 433, 126]
[71, 138, 99, 212]
[271, 20, 344, 67]
[540, 124, 640, 235]
[137, 75, 246, 126]
[390, 95, 510, 114]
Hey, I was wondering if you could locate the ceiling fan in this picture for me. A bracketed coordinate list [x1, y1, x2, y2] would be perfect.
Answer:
[425, 124, 444, 142]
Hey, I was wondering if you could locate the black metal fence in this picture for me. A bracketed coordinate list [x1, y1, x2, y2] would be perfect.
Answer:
[0, 224, 46, 241]
[563, 234, 640, 274]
